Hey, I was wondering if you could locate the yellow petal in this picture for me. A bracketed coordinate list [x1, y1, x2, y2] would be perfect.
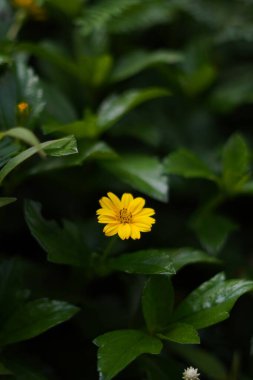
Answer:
[137, 208, 155, 217]
[131, 224, 141, 239]
[118, 224, 131, 240]
[96, 208, 116, 217]
[103, 224, 119, 236]
[107, 192, 121, 210]
[132, 216, 156, 225]
[128, 197, 145, 215]
[99, 196, 115, 210]
[121, 193, 134, 209]
[98, 217, 118, 224]
[134, 222, 152, 232]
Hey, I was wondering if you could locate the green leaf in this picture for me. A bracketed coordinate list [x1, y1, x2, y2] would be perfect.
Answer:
[94, 329, 163, 380]
[24, 200, 90, 268]
[169, 247, 221, 271]
[0, 135, 77, 184]
[0, 197, 16, 207]
[142, 276, 174, 334]
[171, 345, 227, 380]
[16, 59, 45, 121]
[172, 273, 253, 329]
[0, 362, 12, 375]
[46, 0, 82, 16]
[108, 250, 176, 275]
[164, 148, 218, 181]
[110, 49, 183, 82]
[222, 133, 250, 192]
[97, 87, 170, 132]
[190, 213, 238, 254]
[0, 298, 79, 346]
[0, 138, 20, 167]
[158, 323, 200, 344]
[0, 127, 44, 156]
[102, 154, 168, 202]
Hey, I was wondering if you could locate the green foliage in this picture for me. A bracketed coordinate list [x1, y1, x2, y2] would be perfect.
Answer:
[1, 0, 253, 378]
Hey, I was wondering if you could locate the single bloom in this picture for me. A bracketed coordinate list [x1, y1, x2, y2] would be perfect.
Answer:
[96, 192, 155, 240]
[17, 101, 29, 113]
[182, 367, 200, 380]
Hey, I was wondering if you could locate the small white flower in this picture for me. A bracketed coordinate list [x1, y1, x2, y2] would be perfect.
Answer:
[182, 366, 200, 380]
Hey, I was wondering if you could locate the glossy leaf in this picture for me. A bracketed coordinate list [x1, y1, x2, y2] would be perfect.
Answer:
[169, 247, 221, 271]
[222, 133, 250, 192]
[191, 213, 238, 254]
[172, 273, 253, 329]
[102, 154, 168, 202]
[97, 87, 170, 132]
[142, 276, 174, 333]
[164, 148, 218, 181]
[108, 250, 176, 275]
[0, 135, 77, 184]
[25, 200, 90, 267]
[110, 49, 183, 82]
[94, 329, 162, 380]
[0, 298, 79, 346]
[158, 323, 200, 344]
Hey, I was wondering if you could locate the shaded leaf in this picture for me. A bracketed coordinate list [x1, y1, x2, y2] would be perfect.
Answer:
[164, 148, 218, 181]
[172, 273, 253, 329]
[0, 197, 16, 207]
[0, 127, 44, 156]
[0, 298, 79, 346]
[97, 87, 170, 132]
[108, 250, 176, 275]
[169, 247, 221, 271]
[142, 276, 174, 334]
[94, 329, 162, 380]
[158, 323, 200, 344]
[102, 154, 168, 202]
[110, 49, 183, 82]
[25, 200, 90, 268]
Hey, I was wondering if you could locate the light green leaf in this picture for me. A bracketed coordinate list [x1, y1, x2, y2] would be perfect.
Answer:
[102, 154, 168, 202]
[94, 329, 163, 380]
[110, 49, 183, 82]
[0, 127, 44, 156]
[0, 135, 77, 184]
[0, 298, 79, 346]
[164, 148, 218, 181]
[97, 87, 170, 132]
[172, 273, 253, 329]
[0, 197, 16, 207]
[158, 323, 200, 344]
[24, 200, 90, 268]
[108, 250, 176, 275]
[142, 276, 174, 334]
[222, 133, 250, 192]
[190, 213, 238, 254]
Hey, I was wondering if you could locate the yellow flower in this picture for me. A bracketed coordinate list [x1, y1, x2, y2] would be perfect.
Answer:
[97, 192, 156, 240]
[17, 101, 29, 113]
[12, 0, 47, 20]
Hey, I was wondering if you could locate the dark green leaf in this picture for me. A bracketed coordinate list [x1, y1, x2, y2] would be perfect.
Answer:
[222, 133, 250, 192]
[0, 298, 79, 346]
[171, 344, 227, 380]
[0, 127, 44, 156]
[24, 200, 90, 268]
[102, 154, 168, 202]
[190, 213, 238, 254]
[172, 273, 253, 329]
[110, 49, 183, 82]
[0, 362, 12, 375]
[0, 138, 20, 167]
[0, 197, 16, 207]
[94, 329, 163, 380]
[142, 276, 174, 334]
[108, 250, 176, 275]
[46, 0, 83, 16]
[97, 87, 170, 132]
[158, 323, 200, 344]
[164, 149, 218, 181]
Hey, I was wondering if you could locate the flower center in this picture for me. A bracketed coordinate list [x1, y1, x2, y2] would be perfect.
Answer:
[119, 208, 132, 224]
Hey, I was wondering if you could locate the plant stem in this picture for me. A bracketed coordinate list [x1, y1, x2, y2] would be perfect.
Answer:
[7, 9, 27, 41]
[102, 235, 118, 260]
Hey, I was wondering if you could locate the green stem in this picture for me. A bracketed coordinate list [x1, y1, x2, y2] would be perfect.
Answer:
[7, 9, 27, 41]
[102, 235, 118, 261]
